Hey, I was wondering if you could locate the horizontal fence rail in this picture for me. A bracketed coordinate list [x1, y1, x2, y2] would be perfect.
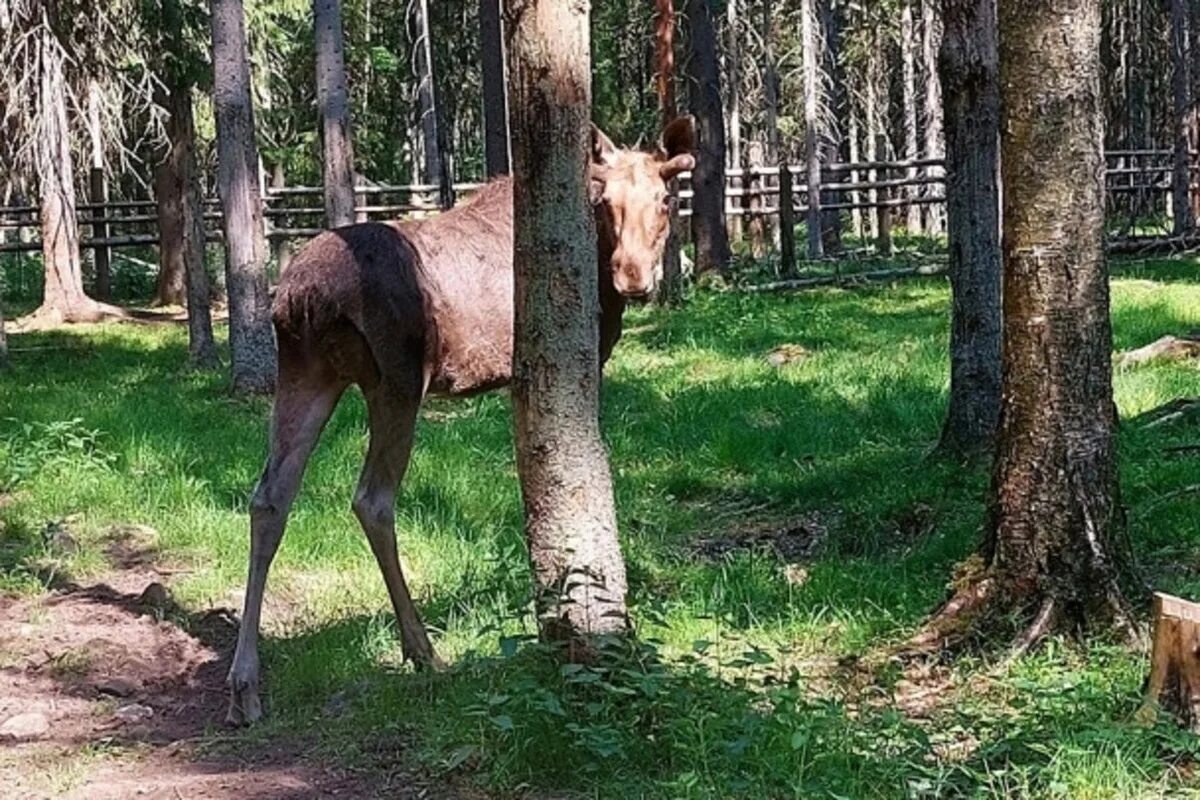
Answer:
[0, 151, 1193, 261]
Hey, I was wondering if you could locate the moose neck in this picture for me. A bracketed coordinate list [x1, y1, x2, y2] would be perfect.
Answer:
[595, 222, 627, 366]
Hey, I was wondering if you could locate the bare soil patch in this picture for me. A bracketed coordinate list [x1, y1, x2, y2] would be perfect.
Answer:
[0, 531, 465, 799]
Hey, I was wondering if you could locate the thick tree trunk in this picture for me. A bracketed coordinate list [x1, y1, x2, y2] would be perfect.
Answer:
[26, 28, 116, 326]
[936, 0, 1001, 457]
[1171, 0, 1193, 234]
[901, 0, 921, 234]
[865, 37, 882, 241]
[413, 0, 452, 208]
[156, 70, 219, 368]
[508, 0, 629, 648]
[479, 0, 509, 177]
[686, 0, 731, 274]
[655, 0, 683, 305]
[211, 0, 276, 394]
[314, 0, 356, 228]
[917, 0, 1136, 649]
[921, 0, 946, 236]
[801, 0, 823, 259]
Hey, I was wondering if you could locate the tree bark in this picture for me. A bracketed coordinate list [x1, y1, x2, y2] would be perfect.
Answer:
[901, 0, 922, 234]
[156, 48, 219, 369]
[726, 0, 742, 243]
[1171, 0, 1193, 234]
[655, 0, 683, 305]
[86, 81, 111, 302]
[818, 0, 844, 253]
[802, 0, 823, 259]
[686, 0, 731, 274]
[211, 0, 276, 394]
[936, 0, 1001, 457]
[918, 0, 1136, 649]
[921, 0, 946, 237]
[26, 27, 115, 326]
[479, 0, 509, 177]
[508, 0, 629, 648]
[314, 0, 357, 228]
[761, 0, 780, 248]
[413, 0, 452, 208]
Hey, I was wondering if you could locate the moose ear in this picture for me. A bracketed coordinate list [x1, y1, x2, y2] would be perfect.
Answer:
[592, 124, 619, 167]
[658, 115, 696, 161]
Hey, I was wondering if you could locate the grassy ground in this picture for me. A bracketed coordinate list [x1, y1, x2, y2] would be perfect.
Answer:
[3, 258, 1200, 797]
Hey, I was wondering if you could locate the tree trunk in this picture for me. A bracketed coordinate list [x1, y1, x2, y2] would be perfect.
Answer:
[479, 0, 509, 177]
[1171, 0, 1193, 234]
[761, 0, 780, 248]
[508, 0, 629, 649]
[921, 0, 946, 236]
[27, 27, 114, 326]
[86, 81, 111, 301]
[936, 0, 1001, 457]
[801, 0, 823, 259]
[901, 0, 922, 234]
[686, 0, 731, 275]
[865, 35, 882, 241]
[818, 0, 844, 253]
[917, 0, 1136, 650]
[726, 0, 743, 243]
[211, 0, 276, 394]
[413, 0, 452, 208]
[655, 0, 684, 305]
[314, 0, 356, 228]
[156, 58, 219, 368]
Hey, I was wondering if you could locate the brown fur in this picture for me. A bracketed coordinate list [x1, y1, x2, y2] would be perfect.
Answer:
[225, 119, 698, 725]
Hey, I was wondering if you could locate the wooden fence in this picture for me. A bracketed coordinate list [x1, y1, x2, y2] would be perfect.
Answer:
[0, 149, 1188, 272]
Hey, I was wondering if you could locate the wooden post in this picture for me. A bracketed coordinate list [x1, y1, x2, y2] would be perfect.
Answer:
[1137, 592, 1200, 731]
[89, 168, 111, 300]
[875, 134, 893, 257]
[269, 163, 292, 274]
[778, 163, 797, 277]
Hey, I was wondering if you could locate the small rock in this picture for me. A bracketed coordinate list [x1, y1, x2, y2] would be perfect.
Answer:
[114, 703, 154, 723]
[96, 676, 142, 698]
[138, 582, 172, 611]
[0, 711, 50, 741]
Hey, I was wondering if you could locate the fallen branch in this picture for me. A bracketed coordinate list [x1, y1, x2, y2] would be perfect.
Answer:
[743, 262, 947, 293]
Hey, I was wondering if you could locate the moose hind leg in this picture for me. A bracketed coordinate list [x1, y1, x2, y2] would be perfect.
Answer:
[353, 379, 442, 668]
[227, 373, 345, 725]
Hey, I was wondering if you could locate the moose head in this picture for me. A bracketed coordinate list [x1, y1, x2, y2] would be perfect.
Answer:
[590, 116, 697, 299]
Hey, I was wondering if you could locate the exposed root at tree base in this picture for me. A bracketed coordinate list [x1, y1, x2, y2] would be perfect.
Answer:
[902, 576, 997, 655]
[15, 300, 129, 330]
[1001, 597, 1058, 667]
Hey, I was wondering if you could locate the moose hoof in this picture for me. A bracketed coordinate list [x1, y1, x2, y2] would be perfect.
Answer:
[226, 673, 264, 726]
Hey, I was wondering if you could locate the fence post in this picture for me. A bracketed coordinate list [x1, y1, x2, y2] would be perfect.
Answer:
[89, 167, 111, 300]
[875, 134, 893, 258]
[269, 164, 293, 275]
[779, 163, 797, 277]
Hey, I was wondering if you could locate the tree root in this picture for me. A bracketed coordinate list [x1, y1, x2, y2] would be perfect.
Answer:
[15, 300, 129, 331]
[902, 576, 997, 654]
[1001, 597, 1057, 667]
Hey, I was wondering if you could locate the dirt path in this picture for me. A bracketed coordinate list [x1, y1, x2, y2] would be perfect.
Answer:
[0, 550, 456, 799]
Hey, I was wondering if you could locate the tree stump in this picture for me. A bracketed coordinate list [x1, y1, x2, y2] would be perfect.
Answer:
[1137, 593, 1200, 731]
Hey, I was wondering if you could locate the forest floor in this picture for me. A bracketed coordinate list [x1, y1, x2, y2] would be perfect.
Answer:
[3, 257, 1200, 798]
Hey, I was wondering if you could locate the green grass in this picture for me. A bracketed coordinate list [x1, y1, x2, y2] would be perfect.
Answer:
[3, 258, 1200, 797]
